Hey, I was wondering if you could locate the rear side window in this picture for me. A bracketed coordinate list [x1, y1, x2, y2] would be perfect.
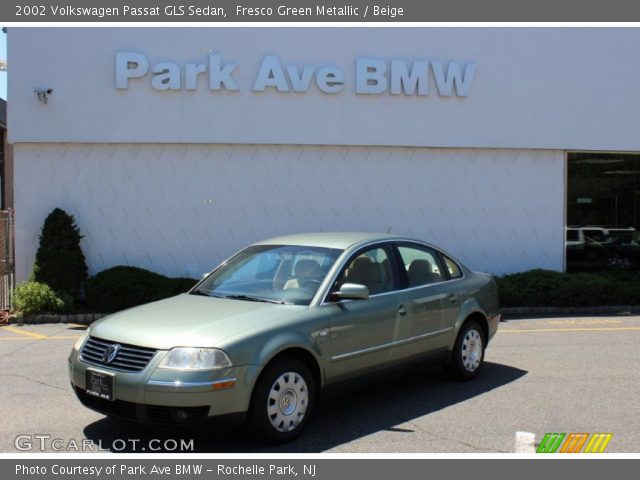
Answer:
[442, 255, 463, 279]
[397, 246, 443, 287]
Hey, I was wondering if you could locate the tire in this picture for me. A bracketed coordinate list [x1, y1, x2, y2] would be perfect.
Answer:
[447, 320, 486, 380]
[249, 357, 316, 443]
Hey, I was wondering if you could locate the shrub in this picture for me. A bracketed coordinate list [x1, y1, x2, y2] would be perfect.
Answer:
[496, 269, 640, 307]
[85, 266, 197, 312]
[12, 281, 72, 315]
[31, 208, 88, 299]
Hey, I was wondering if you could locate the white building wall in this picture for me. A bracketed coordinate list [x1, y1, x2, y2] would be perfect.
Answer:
[9, 28, 640, 151]
[15, 144, 564, 281]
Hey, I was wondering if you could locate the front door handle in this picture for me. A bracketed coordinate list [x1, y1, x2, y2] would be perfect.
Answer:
[448, 294, 458, 303]
[398, 305, 408, 316]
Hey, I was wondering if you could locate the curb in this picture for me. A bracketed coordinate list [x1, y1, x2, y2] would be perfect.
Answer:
[501, 305, 640, 318]
[8, 313, 108, 325]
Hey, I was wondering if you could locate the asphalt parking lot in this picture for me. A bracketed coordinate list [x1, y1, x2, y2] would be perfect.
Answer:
[1, 315, 639, 453]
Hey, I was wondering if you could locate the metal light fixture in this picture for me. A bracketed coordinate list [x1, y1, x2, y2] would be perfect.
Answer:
[34, 88, 53, 104]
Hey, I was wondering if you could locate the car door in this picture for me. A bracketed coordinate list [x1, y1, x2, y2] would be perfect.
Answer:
[394, 243, 461, 357]
[325, 244, 409, 382]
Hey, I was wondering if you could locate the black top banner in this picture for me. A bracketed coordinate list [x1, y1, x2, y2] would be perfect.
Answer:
[4, 0, 640, 22]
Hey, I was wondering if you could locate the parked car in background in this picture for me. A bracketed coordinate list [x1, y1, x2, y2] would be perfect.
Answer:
[68, 232, 501, 442]
[566, 226, 639, 270]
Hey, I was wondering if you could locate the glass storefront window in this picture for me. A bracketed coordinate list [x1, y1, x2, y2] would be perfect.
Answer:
[566, 152, 640, 271]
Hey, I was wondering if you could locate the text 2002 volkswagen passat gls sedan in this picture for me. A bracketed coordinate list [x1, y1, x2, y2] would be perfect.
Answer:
[69, 232, 500, 442]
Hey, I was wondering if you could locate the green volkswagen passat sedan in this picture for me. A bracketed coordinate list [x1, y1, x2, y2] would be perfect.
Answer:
[69, 232, 500, 442]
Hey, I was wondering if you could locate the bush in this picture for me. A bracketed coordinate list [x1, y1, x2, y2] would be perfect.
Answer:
[31, 208, 88, 299]
[496, 269, 640, 307]
[85, 266, 197, 312]
[13, 281, 72, 315]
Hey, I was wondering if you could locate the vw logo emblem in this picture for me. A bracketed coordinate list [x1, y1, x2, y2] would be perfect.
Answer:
[103, 344, 121, 364]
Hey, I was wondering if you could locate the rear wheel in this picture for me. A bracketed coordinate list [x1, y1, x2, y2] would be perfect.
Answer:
[447, 320, 485, 380]
[249, 358, 316, 443]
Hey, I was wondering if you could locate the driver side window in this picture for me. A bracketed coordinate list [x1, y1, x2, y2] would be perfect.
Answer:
[335, 247, 394, 295]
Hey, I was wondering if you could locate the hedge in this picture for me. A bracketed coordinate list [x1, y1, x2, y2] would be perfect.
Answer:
[496, 269, 640, 307]
[85, 266, 197, 312]
[13, 281, 72, 315]
[38, 265, 640, 313]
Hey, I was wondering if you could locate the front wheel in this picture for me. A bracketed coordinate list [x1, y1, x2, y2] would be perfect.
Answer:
[249, 358, 316, 443]
[447, 320, 485, 380]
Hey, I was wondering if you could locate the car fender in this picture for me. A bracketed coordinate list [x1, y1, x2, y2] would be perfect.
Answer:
[253, 331, 325, 387]
[447, 296, 488, 351]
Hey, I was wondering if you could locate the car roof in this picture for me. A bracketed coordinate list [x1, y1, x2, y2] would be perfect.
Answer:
[253, 232, 400, 250]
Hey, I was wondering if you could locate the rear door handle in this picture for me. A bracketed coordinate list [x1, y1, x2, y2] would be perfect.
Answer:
[398, 305, 408, 316]
[448, 294, 458, 303]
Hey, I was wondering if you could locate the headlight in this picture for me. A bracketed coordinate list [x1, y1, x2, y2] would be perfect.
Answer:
[72, 330, 89, 352]
[159, 348, 233, 370]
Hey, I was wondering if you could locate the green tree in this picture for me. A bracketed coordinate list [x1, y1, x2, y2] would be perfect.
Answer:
[31, 208, 88, 299]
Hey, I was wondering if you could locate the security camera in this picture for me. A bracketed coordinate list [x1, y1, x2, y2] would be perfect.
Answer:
[34, 88, 53, 104]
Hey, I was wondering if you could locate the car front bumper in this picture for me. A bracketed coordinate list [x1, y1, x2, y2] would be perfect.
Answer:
[68, 348, 260, 424]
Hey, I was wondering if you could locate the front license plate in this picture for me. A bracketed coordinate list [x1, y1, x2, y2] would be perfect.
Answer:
[85, 370, 114, 401]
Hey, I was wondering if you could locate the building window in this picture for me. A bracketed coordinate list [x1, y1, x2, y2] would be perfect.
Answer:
[566, 152, 640, 271]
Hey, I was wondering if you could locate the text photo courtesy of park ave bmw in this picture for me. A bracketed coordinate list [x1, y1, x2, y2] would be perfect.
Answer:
[1, 2, 640, 467]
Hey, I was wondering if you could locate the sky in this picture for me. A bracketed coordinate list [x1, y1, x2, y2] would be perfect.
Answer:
[1, 30, 6, 100]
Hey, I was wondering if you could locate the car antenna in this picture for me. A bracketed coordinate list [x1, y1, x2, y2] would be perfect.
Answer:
[385, 210, 400, 233]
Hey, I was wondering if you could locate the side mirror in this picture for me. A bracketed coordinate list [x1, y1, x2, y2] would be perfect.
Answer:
[334, 283, 369, 300]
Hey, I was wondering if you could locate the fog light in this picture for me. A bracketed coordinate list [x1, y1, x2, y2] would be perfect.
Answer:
[172, 410, 190, 422]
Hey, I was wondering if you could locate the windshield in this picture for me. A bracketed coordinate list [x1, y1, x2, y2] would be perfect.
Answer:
[191, 244, 343, 305]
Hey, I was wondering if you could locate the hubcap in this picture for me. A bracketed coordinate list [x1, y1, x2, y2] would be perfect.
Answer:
[267, 372, 309, 432]
[461, 329, 483, 372]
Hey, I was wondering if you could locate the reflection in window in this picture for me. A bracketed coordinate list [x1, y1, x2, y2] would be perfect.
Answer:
[337, 248, 394, 295]
[566, 152, 639, 271]
[442, 255, 463, 279]
[397, 246, 443, 286]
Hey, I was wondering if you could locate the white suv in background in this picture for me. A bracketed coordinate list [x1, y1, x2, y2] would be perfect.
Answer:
[565, 227, 612, 248]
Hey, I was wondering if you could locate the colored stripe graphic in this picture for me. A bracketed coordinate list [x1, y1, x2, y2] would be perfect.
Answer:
[560, 433, 589, 453]
[584, 433, 613, 453]
[537, 433, 565, 453]
[537, 433, 614, 453]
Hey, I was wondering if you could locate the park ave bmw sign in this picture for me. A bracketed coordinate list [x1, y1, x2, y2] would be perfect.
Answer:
[115, 52, 476, 97]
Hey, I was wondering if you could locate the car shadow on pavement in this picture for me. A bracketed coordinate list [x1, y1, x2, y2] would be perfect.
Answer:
[83, 361, 526, 453]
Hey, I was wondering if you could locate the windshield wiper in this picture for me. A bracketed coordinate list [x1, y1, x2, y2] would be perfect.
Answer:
[190, 290, 227, 298]
[189, 290, 211, 297]
[223, 294, 287, 305]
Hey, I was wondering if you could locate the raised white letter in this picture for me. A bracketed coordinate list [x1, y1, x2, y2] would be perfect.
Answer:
[185, 63, 207, 90]
[390, 60, 428, 96]
[151, 62, 181, 91]
[356, 58, 387, 94]
[316, 66, 344, 94]
[209, 54, 239, 91]
[253, 56, 289, 92]
[286, 65, 314, 92]
[115, 52, 149, 89]
[431, 61, 476, 97]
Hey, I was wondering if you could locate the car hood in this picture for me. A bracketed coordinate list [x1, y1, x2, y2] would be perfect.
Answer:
[89, 294, 306, 350]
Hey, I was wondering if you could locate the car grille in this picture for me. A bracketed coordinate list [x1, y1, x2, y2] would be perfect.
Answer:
[75, 387, 138, 421]
[80, 337, 157, 373]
